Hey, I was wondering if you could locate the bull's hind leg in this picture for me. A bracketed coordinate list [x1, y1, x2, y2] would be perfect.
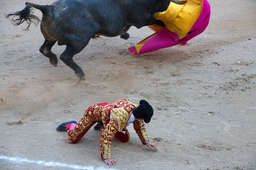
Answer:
[59, 16, 100, 80]
[120, 26, 131, 40]
[60, 43, 87, 80]
[39, 40, 58, 66]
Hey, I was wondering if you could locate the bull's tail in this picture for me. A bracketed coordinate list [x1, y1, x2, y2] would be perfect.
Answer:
[6, 2, 49, 31]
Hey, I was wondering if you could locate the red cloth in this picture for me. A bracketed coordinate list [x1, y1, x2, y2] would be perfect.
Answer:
[115, 131, 129, 143]
[97, 102, 109, 106]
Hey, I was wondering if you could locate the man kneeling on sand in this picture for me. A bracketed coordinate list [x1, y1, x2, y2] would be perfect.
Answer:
[57, 99, 157, 166]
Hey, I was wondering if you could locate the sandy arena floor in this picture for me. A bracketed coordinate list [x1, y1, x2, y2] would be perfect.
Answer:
[0, 0, 256, 169]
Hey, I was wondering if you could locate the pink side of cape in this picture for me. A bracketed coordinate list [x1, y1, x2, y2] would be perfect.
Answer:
[180, 0, 211, 44]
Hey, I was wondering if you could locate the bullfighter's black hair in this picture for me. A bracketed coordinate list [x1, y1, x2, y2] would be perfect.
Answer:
[133, 99, 154, 123]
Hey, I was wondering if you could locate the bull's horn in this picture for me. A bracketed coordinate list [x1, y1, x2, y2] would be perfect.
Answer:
[170, 0, 187, 4]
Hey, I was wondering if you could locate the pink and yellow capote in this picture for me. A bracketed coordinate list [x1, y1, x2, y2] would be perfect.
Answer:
[129, 0, 211, 55]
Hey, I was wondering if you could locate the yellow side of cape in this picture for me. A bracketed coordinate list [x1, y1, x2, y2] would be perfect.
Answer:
[153, 0, 203, 39]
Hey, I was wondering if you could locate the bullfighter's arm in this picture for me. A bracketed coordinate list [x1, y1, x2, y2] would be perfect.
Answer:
[133, 119, 157, 152]
[99, 119, 118, 160]
[133, 119, 149, 145]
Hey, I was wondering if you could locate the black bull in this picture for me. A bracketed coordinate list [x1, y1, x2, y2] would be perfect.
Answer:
[7, 0, 186, 80]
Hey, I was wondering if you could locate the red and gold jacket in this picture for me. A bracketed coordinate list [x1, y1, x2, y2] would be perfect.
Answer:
[99, 99, 149, 160]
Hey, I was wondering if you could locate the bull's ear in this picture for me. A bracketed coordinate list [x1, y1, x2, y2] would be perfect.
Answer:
[170, 0, 187, 5]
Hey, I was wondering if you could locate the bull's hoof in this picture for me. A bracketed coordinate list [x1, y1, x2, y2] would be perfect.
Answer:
[50, 58, 58, 67]
[79, 76, 85, 80]
[120, 33, 129, 40]
[76, 72, 85, 80]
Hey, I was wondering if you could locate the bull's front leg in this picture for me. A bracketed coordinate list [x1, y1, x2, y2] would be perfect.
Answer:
[120, 26, 131, 40]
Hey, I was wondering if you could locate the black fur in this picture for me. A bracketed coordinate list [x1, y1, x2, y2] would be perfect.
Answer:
[7, 0, 186, 80]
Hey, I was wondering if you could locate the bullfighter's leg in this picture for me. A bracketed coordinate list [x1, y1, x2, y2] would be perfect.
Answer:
[39, 40, 58, 66]
[67, 104, 101, 144]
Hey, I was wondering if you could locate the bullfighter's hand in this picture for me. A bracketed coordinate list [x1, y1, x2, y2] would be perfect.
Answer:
[104, 158, 116, 166]
[145, 140, 158, 152]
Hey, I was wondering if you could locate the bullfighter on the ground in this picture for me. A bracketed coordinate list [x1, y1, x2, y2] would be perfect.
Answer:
[56, 99, 157, 166]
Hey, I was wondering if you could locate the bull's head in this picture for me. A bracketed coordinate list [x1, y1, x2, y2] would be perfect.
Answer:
[170, 0, 187, 4]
